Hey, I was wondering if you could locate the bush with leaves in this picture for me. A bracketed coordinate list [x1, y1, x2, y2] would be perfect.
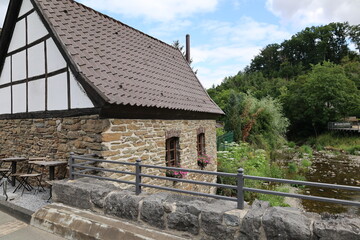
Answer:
[224, 92, 289, 150]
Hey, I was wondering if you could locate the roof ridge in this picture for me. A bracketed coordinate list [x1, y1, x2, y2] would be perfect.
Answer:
[69, 0, 178, 51]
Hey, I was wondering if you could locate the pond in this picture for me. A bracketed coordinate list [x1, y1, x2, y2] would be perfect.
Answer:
[300, 152, 360, 215]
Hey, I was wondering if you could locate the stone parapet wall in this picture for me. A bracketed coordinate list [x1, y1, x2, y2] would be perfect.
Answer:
[0, 115, 109, 160]
[51, 178, 360, 240]
[101, 119, 217, 193]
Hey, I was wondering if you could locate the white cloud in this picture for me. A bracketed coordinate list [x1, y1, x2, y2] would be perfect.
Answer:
[199, 17, 290, 46]
[78, 0, 218, 22]
[191, 17, 291, 88]
[196, 64, 244, 89]
[192, 45, 260, 65]
[193, 46, 260, 88]
[0, 0, 9, 27]
[266, 0, 360, 27]
[148, 20, 192, 39]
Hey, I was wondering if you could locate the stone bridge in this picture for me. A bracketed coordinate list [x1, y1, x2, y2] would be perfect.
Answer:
[31, 178, 360, 240]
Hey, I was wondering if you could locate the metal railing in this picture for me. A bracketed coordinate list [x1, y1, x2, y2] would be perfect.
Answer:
[217, 131, 234, 151]
[68, 153, 360, 209]
[328, 122, 360, 132]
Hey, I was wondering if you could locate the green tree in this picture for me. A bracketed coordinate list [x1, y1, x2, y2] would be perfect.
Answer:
[283, 62, 360, 136]
[224, 92, 289, 149]
[224, 92, 243, 142]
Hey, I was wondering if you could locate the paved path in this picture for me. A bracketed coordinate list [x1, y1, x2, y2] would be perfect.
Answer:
[0, 211, 64, 240]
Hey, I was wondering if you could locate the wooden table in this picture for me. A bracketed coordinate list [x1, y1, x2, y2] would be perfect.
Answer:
[31, 161, 67, 180]
[0, 157, 28, 186]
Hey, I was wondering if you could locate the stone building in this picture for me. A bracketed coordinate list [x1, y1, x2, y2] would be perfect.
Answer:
[0, 0, 224, 191]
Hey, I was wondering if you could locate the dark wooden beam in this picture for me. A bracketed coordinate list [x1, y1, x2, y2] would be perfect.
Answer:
[0, 67, 67, 89]
[30, 0, 107, 108]
[0, 108, 101, 120]
[100, 104, 221, 120]
[0, 0, 23, 88]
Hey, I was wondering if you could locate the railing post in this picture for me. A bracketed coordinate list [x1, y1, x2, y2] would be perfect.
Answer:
[69, 152, 75, 180]
[135, 159, 142, 195]
[237, 168, 244, 209]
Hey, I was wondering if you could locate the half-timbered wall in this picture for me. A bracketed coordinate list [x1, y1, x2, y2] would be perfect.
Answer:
[0, 0, 94, 115]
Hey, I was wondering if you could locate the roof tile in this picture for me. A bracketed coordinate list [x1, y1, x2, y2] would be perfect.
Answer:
[35, 0, 224, 115]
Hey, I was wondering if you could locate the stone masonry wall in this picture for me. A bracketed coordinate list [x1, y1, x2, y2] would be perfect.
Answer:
[0, 115, 109, 174]
[0, 116, 217, 191]
[101, 119, 218, 193]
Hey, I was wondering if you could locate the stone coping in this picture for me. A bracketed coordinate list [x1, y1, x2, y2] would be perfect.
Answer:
[49, 178, 360, 240]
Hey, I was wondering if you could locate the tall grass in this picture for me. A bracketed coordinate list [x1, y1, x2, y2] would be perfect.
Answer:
[217, 142, 288, 206]
[307, 132, 360, 154]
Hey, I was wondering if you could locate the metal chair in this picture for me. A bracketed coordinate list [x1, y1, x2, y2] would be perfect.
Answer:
[12, 161, 45, 196]
[0, 160, 11, 187]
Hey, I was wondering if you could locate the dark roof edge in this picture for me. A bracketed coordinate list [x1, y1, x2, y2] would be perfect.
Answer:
[0, 0, 22, 78]
[100, 104, 222, 120]
[31, 0, 109, 107]
[70, 0, 179, 51]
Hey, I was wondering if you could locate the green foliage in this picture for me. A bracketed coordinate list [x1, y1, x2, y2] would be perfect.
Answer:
[207, 22, 360, 140]
[287, 162, 298, 174]
[282, 62, 360, 136]
[299, 145, 313, 157]
[217, 142, 287, 205]
[258, 186, 290, 207]
[224, 92, 243, 142]
[216, 127, 225, 137]
[248, 22, 354, 77]
[308, 132, 360, 154]
[287, 141, 296, 148]
[223, 92, 289, 149]
[301, 159, 312, 168]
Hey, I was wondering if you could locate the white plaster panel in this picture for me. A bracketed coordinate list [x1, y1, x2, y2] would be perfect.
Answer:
[13, 84, 26, 113]
[48, 73, 68, 110]
[70, 70, 94, 109]
[19, 0, 34, 17]
[0, 57, 11, 85]
[47, 39, 67, 72]
[0, 87, 11, 114]
[27, 11, 48, 44]
[8, 19, 26, 52]
[28, 42, 45, 77]
[12, 51, 26, 81]
[28, 79, 45, 112]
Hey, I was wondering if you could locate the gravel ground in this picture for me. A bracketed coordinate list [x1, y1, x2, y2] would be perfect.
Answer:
[0, 181, 51, 212]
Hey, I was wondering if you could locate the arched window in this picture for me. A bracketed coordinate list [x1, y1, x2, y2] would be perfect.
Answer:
[197, 133, 205, 156]
[166, 137, 180, 167]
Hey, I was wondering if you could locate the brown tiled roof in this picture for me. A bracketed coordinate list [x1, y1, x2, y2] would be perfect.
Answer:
[34, 0, 224, 115]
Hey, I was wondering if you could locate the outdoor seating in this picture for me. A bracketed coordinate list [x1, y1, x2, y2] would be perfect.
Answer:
[12, 161, 45, 196]
[0, 161, 11, 187]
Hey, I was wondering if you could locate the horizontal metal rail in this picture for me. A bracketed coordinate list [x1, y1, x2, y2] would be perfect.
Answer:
[73, 173, 135, 185]
[72, 164, 136, 176]
[244, 175, 360, 191]
[68, 153, 360, 210]
[141, 164, 237, 177]
[72, 155, 136, 166]
[140, 183, 237, 202]
[244, 187, 360, 207]
[140, 173, 237, 190]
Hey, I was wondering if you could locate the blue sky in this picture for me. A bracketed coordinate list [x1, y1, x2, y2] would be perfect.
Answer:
[1, 0, 359, 88]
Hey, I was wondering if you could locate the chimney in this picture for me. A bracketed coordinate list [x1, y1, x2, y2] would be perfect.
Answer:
[186, 34, 190, 63]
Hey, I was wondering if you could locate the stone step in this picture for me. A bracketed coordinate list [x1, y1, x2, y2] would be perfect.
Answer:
[31, 203, 189, 240]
